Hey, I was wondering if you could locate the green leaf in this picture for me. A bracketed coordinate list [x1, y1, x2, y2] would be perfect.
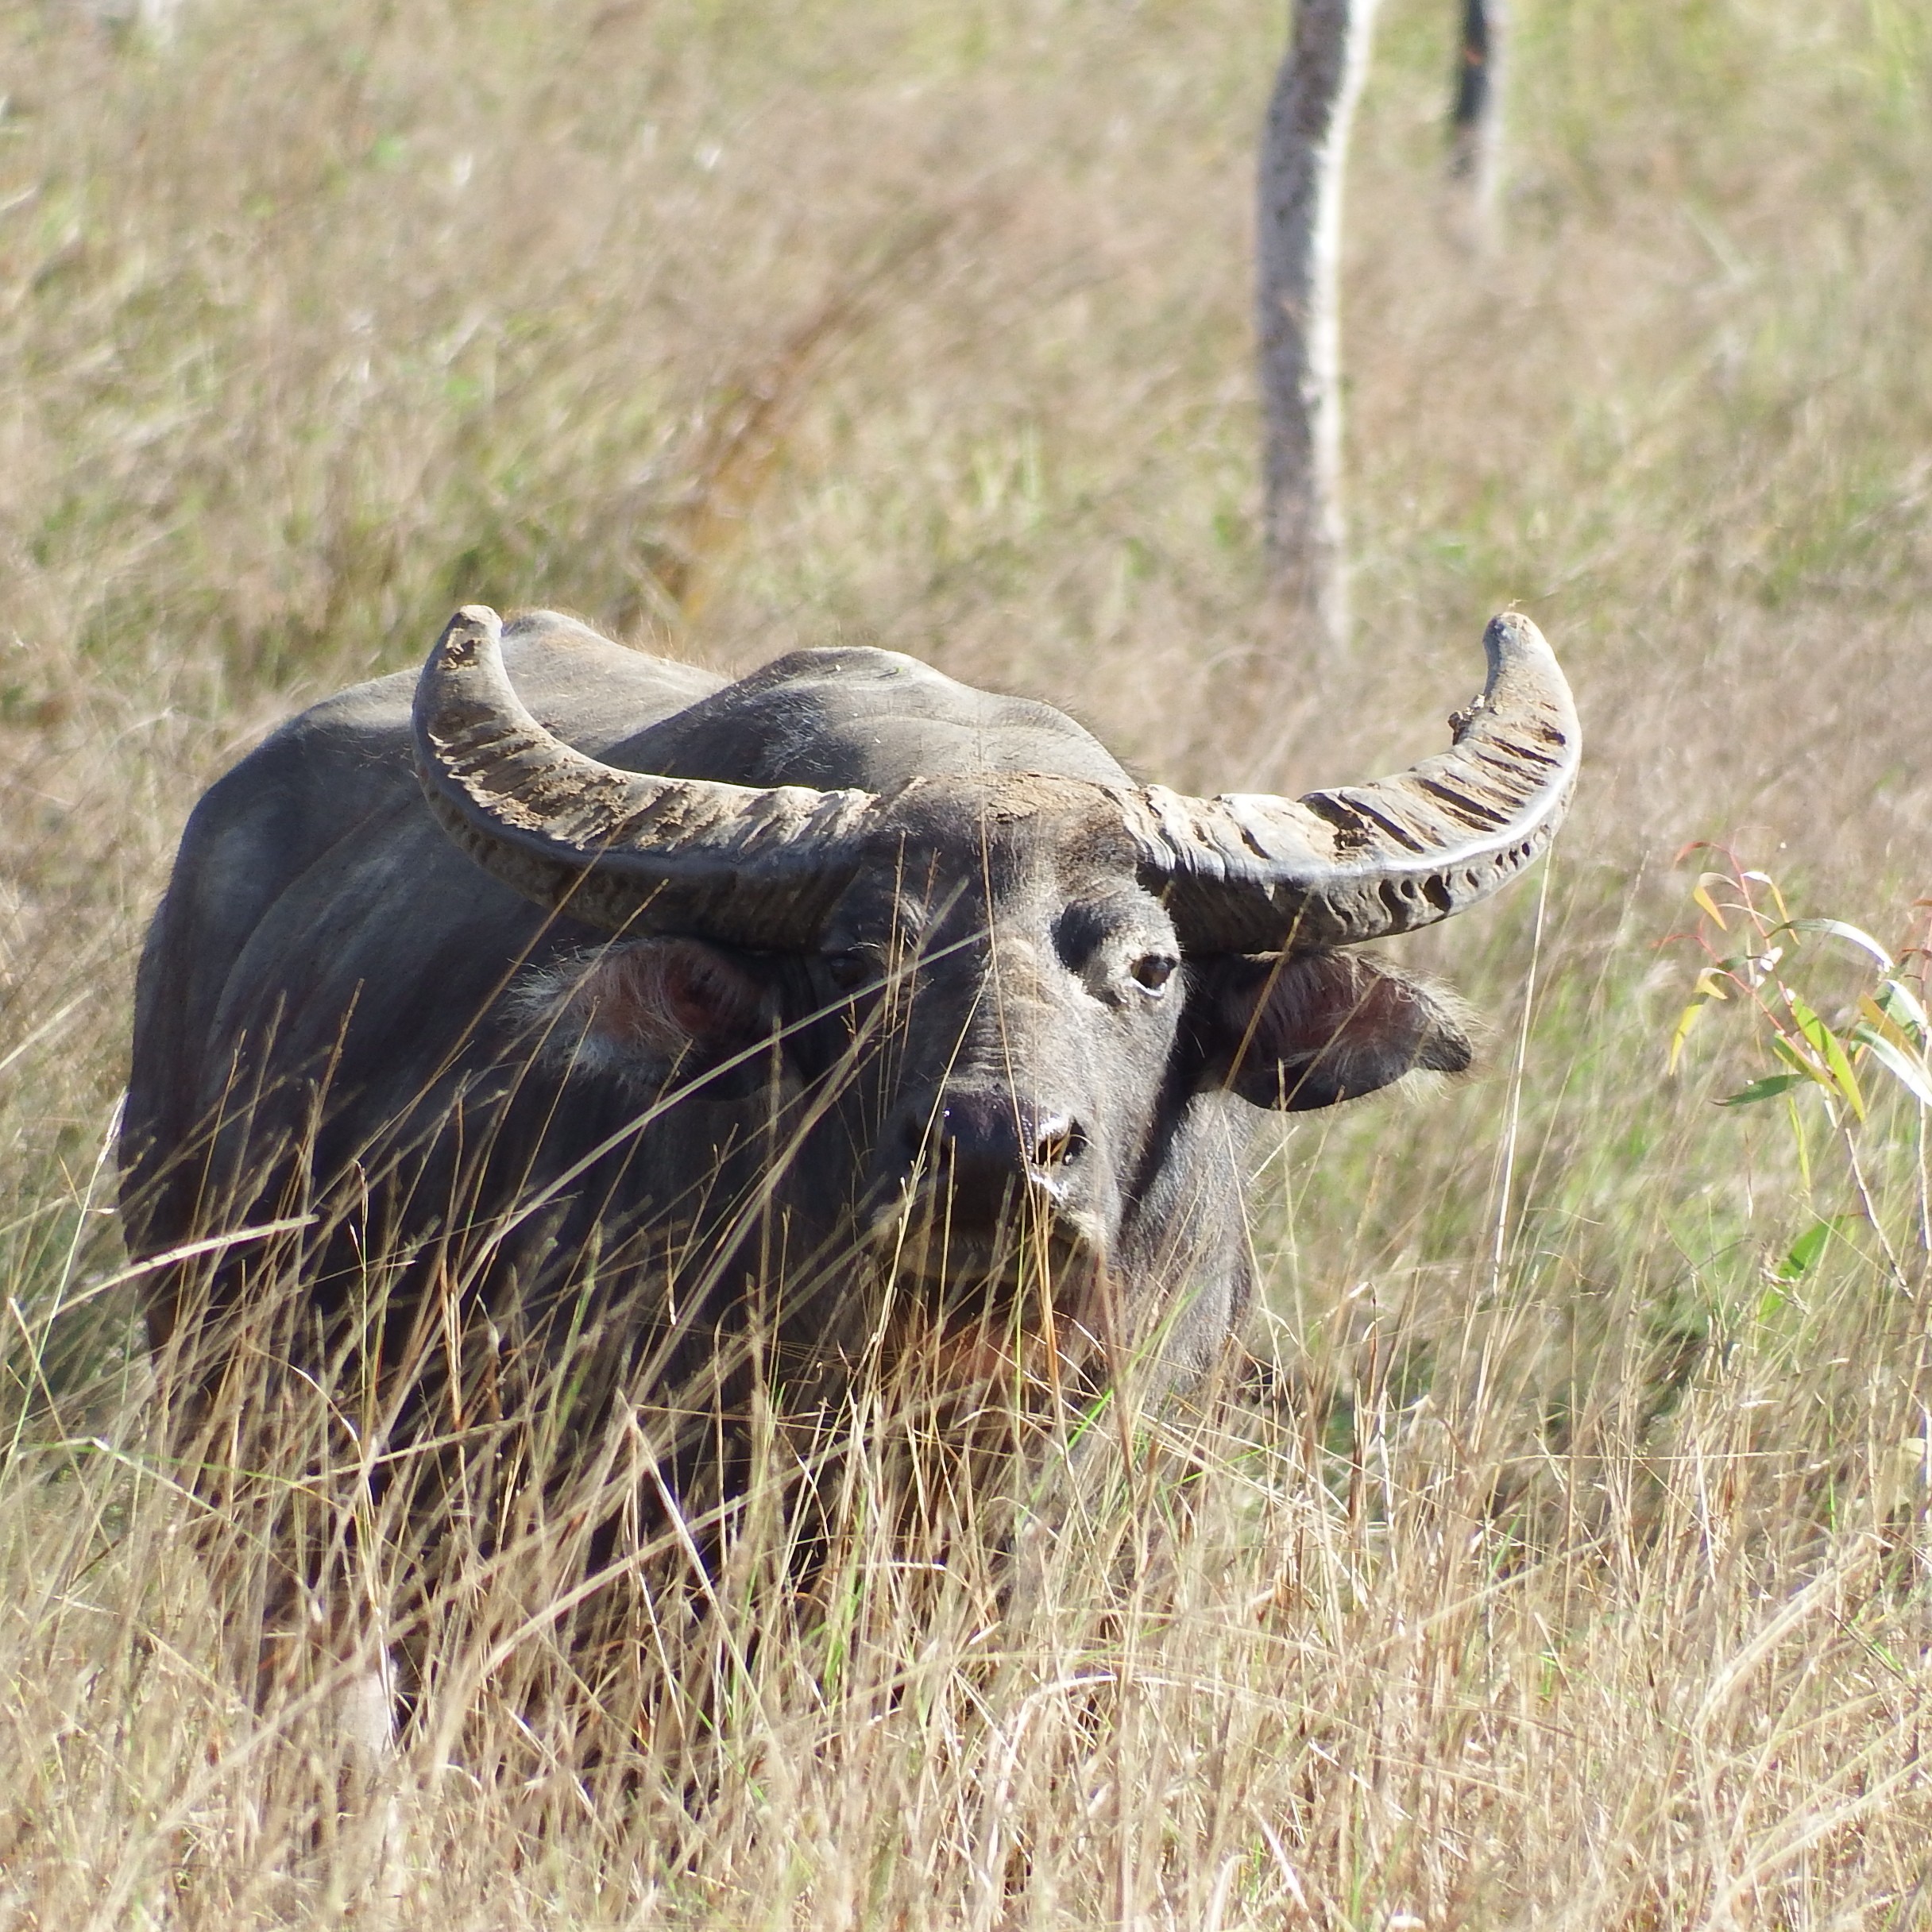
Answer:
[1876, 976, 1930, 1041]
[1787, 993, 1829, 1047]
[1857, 995, 1913, 1053]
[1776, 1218, 1842, 1281]
[1788, 996, 1866, 1119]
[1718, 1072, 1806, 1107]
[1692, 881, 1729, 930]
[1768, 1032, 1830, 1085]
[1667, 998, 1708, 1074]
[1669, 981, 1732, 1072]
[1854, 1028, 1932, 1109]
[1712, 952, 1776, 987]
[1818, 1023, 1867, 1119]
[1779, 918, 1894, 970]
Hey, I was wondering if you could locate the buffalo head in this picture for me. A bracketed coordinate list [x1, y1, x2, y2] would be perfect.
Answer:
[412, 605, 1578, 1386]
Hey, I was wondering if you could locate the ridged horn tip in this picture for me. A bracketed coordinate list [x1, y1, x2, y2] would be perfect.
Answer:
[1138, 609, 1579, 952]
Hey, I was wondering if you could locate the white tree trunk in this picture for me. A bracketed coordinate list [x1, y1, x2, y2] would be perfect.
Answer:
[1447, 0, 1507, 247]
[1256, 0, 1381, 659]
[82, 0, 184, 45]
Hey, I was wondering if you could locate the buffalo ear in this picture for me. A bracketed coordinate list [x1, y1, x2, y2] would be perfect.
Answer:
[526, 937, 772, 1068]
[1192, 951, 1473, 1111]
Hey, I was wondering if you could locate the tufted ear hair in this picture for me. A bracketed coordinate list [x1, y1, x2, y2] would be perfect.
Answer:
[1191, 951, 1474, 1111]
[517, 936, 774, 1073]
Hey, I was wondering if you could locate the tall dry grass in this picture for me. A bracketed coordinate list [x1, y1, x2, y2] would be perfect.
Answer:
[2, 0, 1930, 1924]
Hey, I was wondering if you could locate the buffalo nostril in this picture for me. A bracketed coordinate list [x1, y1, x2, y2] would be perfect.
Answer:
[879, 1094, 1084, 1242]
[926, 1096, 1081, 1187]
[1030, 1114, 1081, 1171]
[934, 1095, 1016, 1173]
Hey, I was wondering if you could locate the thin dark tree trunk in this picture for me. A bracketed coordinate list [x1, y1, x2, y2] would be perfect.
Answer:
[1447, 0, 1506, 245]
[1256, 0, 1380, 660]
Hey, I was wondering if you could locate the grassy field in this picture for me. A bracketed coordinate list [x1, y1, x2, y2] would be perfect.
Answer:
[2, 0, 1930, 1924]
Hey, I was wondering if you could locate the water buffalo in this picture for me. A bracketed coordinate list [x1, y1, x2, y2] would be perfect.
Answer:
[118, 605, 1575, 1618]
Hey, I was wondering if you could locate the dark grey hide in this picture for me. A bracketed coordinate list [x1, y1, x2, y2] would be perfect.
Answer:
[122, 612, 1470, 1486]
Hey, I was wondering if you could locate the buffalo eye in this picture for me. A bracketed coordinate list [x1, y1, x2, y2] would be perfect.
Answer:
[825, 949, 874, 993]
[1130, 952, 1178, 995]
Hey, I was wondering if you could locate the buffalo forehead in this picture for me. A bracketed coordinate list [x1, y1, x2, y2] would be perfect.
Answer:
[833, 779, 1157, 939]
[596, 646, 1130, 791]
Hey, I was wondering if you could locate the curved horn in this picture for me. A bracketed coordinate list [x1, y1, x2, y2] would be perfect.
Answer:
[412, 606, 875, 947]
[1130, 612, 1579, 952]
